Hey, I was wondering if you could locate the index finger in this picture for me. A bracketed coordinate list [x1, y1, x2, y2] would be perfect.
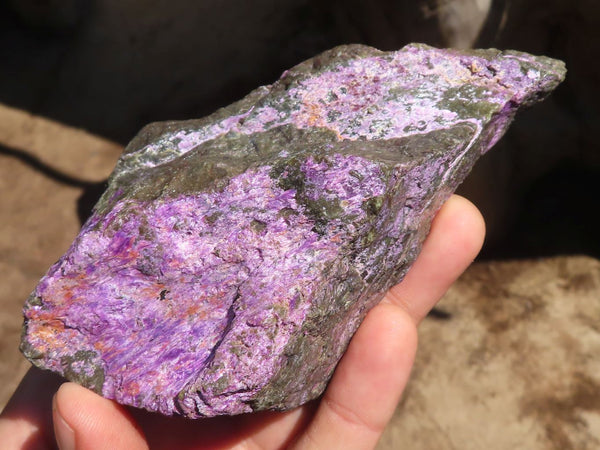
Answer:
[291, 195, 485, 450]
[385, 194, 485, 324]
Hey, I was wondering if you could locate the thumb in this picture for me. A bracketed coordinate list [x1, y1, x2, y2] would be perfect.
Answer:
[53, 383, 148, 450]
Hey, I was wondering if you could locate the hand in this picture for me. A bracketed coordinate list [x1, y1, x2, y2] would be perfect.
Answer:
[0, 195, 485, 449]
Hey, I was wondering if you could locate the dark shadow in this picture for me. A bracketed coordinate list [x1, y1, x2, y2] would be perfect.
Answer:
[0, 1, 443, 143]
[480, 162, 600, 260]
[475, 0, 511, 47]
[1, 367, 66, 450]
[0, 143, 107, 224]
[428, 308, 453, 320]
[128, 397, 318, 449]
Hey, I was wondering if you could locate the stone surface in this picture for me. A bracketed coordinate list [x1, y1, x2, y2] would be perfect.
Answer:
[378, 256, 600, 450]
[21, 43, 565, 417]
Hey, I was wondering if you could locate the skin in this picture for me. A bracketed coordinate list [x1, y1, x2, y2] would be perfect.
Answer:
[0, 194, 485, 450]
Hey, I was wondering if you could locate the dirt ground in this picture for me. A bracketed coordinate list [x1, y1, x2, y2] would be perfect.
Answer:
[1, 104, 599, 448]
[0, 103, 122, 408]
[378, 256, 600, 449]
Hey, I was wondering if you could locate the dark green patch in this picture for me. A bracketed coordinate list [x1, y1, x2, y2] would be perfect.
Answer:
[349, 169, 364, 181]
[282, 44, 384, 80]
[362, 228, 377, 246]
[362, 195, 384, 216]
[271, 153, 345, 234]
[438, 85, 500, 120]
[19, 325, 44, 361]
[210, 375, 230, 394]
[277, 207, 299, 222]
[271, 303, 289, 319]
[250, 267, 366, 411]
[61, 350, 105, 394]
[205, 211, 222, 225]
[25, 293, 43, 308]
[229, 344, 243, 357]
[250, 219, 267, 233]
[326, 90, 339, 102]
[327, 110, 342, 123]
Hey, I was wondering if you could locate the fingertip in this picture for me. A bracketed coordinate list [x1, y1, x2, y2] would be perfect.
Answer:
[295, 303, 418, 449]
[351, 303, 418, 380]
[387, 194, 486, 324]
[53, 388, 75, 450]
[54, 382, 84, 407]
[436, 194, 486, 258]
[54, 382, 148, 450]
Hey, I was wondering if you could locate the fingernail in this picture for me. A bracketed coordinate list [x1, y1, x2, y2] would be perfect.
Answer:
[53, 393, 76, 450]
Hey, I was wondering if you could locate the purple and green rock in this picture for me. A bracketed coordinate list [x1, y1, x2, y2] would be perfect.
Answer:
[21, 44, 565, 417]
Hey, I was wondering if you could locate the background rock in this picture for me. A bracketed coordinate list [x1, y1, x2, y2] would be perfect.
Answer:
[0, 0, 597, 255]
[457, 0, 600, 256]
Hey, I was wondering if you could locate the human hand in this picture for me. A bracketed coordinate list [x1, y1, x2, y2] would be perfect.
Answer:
[0, 195, 485, 449]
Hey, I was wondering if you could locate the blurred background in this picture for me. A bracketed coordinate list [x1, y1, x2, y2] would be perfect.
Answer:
[1, 0, 599, 447]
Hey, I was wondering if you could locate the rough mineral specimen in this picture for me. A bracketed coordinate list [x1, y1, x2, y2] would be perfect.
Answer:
[21, 44, 565, 417]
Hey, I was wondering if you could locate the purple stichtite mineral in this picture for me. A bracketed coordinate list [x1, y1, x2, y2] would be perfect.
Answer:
[21, 44, 565, 417]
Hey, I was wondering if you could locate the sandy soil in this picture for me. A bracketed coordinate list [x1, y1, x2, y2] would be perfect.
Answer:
[378, 256, 600, 449]
[0, 103, 121, 408]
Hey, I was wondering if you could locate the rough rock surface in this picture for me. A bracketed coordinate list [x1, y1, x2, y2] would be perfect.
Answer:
[21, 43, 565, 417]
[378, 256, 600, 450]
